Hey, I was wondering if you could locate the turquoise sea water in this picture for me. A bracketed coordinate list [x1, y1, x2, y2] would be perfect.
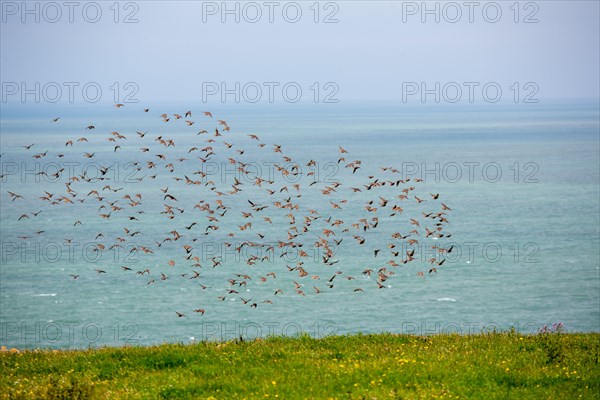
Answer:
[0, 101, 598, 349]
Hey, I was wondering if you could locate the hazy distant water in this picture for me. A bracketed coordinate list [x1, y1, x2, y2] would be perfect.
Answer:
[0, 101, 598, 349]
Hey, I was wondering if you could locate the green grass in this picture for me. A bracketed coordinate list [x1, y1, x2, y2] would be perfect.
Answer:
[1, 332, 598, 399]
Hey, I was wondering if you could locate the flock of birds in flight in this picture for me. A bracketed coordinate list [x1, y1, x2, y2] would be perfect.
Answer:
[4, 104, 454, 318]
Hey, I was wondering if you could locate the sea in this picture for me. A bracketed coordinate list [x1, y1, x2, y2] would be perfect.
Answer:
[0, 100, 598, 349]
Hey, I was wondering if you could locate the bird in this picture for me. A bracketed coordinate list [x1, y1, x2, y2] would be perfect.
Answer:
[7, 191, 24, 201]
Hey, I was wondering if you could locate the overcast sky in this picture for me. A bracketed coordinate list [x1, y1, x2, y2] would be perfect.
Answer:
[1, 1, 599, 104]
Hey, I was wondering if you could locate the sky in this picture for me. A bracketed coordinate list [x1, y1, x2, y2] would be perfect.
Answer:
[1, 1, 599, 105]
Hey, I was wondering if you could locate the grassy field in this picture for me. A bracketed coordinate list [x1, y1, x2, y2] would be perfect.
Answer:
[1, 332, 598, 399]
